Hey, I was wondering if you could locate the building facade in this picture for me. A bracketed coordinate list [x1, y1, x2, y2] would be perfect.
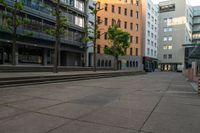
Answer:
[158, 0, 193, 71]
[95, 0, 143, 70]
[141, 0, 159, 72]
[0, 0, 87, 66]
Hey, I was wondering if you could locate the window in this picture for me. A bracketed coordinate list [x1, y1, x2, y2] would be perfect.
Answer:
[163, 54, 167, 59]
[112, 5, 115, 13]
[124, 8, 127, 15]
[124, 21, 127, 29]
[164, 18, 167, 23]
[136, 24, 139, 31]
[154, 51, 156, 56]
[117, 19, 121, 27]
[164, 27, 172, 32]
[159, 4, 175, 13]
[136, 48, 138, 56]
[151, 41, 153, 46]
[118, 7, 121, 14]
[136, 0, 139, 6]
[168, 54, 172, 59]
[75, 16, 84, 27]
[168, 36, 172, 41]
[75, 0, 84, 12]
[147, 48, 150, 55]
[97, 31, 100, 39]
[130, 10, 133, 17]
[104, 32, 107, 40]
[148, 21, 150, 27]
[104, 18, 108, 26]
[163, 45, 168, 49]
[151, 49, 153, 56]
[130, 23, 133, 30]
[130, 36, 133, 43]
[97, 16, 101, 24]
[97, 2, 100, 9]
[151, 33, 153, 38]
[97, 45, 100, 53]
[112, 19, 115, 26]
[168, 45, 172, 49]
[130, 48, 133, 55]
[131, 0, 133, 4]
[136, 36, 139, 44]
[136, 11, 139, 18]
[163, 37, 168, 41]
[148, 3, 150, 10]
[104, 3, 108, 11]
[147, 39, 150, 45]
[148, 13, 150, 19]
[148, 31, 150, 36]
[151, 24, 154, 30]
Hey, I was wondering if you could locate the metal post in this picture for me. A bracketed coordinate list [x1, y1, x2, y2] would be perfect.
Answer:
[93, 2, 97, 72]
[198, 77, 200, 94]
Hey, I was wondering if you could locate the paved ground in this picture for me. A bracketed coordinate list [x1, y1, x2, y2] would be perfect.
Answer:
[0, 72, 199, 133]
[0, 70, 138, 78]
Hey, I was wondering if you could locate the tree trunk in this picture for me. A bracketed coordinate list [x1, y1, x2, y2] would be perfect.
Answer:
[53, 0, 60, 73]
[12, 6, 17, 66]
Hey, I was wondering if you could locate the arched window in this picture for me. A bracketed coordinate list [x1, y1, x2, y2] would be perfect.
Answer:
[109, 60, 111, 67]
[105, 60, 108, 67]
[126, 61, 129, 67]
[101, 60, 104, 67]
[130, 61, 132, 67]
[133, 61, 135, 67]
[136, 61, 138, 67]
[97, 59, 100, 67]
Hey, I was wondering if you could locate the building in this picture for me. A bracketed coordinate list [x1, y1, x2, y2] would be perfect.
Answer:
[94, 0, 143, 70]
[86, 0, 95, 67]
[183, 6, 200, 74]
[158, 0, 193, 71]
[0, 0, 87, 66]
[141, 0, 159, 72]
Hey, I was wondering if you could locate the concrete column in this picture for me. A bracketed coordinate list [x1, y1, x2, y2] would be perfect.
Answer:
[15, 46, 18, 65]
[43, 49, 48, 66]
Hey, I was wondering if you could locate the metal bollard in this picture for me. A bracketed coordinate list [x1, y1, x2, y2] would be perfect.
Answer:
[198, 78, 200, 94]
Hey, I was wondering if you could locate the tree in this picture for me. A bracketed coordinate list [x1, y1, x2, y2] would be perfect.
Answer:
[49, 0, 68, 73]
[0, 0, 29, 65]
[82, 2, 103, 71]
[104, 25, 130, 70]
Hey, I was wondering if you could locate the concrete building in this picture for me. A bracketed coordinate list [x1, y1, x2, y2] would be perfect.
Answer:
[141, 0, 159, 72]
[158, 0, 193, 71]
[0, 0, 87, 66]
[94, 0, 143, 70]
[192, 6, 200, 44]
[86, 0, 95, 67]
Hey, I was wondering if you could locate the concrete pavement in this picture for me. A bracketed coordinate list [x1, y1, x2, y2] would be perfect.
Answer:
[0, 72, 199, 133]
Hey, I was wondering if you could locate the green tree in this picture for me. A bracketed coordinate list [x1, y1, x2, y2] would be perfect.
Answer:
[49, 0, 68, 73]
[0, 0, 29, 65]
[104, 25, 130, 70]
[82, 2, 103, 71]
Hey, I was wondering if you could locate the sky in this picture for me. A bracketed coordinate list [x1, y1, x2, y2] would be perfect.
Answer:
[155, 0, 200, 6]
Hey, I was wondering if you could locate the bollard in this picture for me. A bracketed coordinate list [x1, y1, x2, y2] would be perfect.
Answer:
[199, 78, 200, 94]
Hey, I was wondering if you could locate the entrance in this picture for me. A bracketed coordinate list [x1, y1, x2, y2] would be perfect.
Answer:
[0, 48, 3, 64]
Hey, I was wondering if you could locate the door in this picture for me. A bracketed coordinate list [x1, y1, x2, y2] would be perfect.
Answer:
[0, 48, 4, 64]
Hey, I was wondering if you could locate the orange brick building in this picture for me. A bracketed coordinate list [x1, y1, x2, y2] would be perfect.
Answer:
[95, 0, 143, 70]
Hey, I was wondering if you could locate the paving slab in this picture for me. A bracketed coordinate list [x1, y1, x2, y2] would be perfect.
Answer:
[6, 98, 62, 111]
[0, 112, 70, 133]
[38, 103, 99, 119]
[142, 112, 200, 133]
[48, 121, 138, 133]
[0, 105, 25, 120]
[80, 106, 150, 130]
[0, 94, 33, 105]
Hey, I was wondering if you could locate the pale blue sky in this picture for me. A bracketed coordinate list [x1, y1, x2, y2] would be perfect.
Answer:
[155, 0, 200, 6]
